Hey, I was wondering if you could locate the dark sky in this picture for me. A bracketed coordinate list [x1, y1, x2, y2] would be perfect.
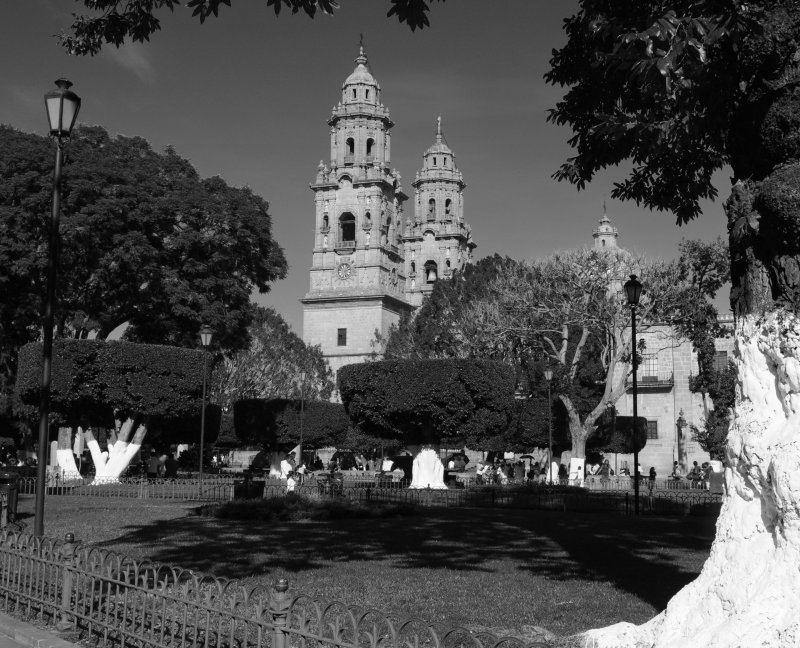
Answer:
[2, 0, 731, 333]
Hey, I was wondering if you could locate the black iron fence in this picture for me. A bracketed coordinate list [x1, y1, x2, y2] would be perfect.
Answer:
[0, 530, 550, 648]
[2, 472, 722, 518]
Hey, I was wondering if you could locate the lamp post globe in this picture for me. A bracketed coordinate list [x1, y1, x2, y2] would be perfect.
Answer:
[198, 326, 213, 482]
[34, 79, 81, 538]
[624, 274, 643, 515]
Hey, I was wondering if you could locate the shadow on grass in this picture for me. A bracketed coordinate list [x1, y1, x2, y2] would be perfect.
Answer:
[90, 501, 714, 611]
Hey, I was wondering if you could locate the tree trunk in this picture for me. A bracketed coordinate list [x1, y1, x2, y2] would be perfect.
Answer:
[84, 416, 148, 482]
[55, 426, 79, 478]
[581, 96, 800, 646]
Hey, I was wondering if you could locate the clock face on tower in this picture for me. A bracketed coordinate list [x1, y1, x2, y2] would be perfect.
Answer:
[337, 262, 352, 279]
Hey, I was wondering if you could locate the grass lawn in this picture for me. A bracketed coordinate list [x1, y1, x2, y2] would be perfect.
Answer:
[14, 494, 716, 639]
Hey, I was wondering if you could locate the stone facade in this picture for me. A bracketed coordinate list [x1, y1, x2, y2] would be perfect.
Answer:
[301, 47, 476, 376]
[611, 319, 734, 477]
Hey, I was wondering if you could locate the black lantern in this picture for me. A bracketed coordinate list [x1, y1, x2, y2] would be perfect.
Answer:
[44, 79, 81, 139]
[624, 274, 643, 306]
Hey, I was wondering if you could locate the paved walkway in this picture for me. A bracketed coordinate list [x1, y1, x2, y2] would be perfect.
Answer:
[0, 612, 79, 648]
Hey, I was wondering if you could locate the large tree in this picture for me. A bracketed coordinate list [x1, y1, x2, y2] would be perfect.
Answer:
[211, 306, 335, 413]
[458, 248, 690, 460]
[547, 2, 800, 645]
[59, 0, 445, 54]
[0, 125, 287, 392]
[338, 358, 516, 450]
[15, 339, 213, 480]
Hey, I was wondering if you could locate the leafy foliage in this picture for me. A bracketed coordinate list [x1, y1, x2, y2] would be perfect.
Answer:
[233, 398, 349, 450]
[338, 359, 515, 448]
[211, 306, 334, 412]
[14, 339, 210, 434]
[59, 0, 447, 55]
[690, 360, 736, 459]
[545, 1, 784, 222]
[384, 255, 521, 360]
[0, 125, 286, 394]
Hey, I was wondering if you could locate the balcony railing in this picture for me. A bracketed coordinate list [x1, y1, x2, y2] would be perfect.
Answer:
[335, 240, 356, 251]
[343, 155, 354, 165]
[627, 372, 674, 390]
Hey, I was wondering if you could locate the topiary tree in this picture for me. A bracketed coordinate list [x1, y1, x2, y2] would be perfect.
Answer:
[338, 359, 516, 448]
[15, 339, 214, 480]
[233, 398, 349, 451]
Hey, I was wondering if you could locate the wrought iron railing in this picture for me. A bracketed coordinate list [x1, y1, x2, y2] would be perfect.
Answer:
[0, 530, 550, 648]
[15, 475, 235, 502]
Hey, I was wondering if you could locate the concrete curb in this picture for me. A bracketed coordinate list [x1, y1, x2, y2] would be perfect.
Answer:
[0, 612, 78, 648]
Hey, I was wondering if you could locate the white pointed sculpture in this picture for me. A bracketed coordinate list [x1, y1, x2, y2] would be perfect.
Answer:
[409, 448, 447, 489]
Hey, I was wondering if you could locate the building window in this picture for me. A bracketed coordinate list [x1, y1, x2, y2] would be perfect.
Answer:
[339, 213, 355, 242]
[352, 89, 356, 99]
[713, 351, 729, 372]
[445, 198, 452, 215]
[346, 138, 355, 155]
[639, 354, 659, 381]
[433, 157, 437, 165]
[647, 420, 658, 439]
[366, 89, 370, 100]
[427, 198, 436, 220]
[337, 328, 347, 346]
[366, 138, 374, 156]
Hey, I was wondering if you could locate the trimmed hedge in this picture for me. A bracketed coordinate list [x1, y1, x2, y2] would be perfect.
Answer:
[234, 398, 349, 449]
[338, 359, 516, 446]
[15, 339, 212, 436]
[590, 415, 648, 454]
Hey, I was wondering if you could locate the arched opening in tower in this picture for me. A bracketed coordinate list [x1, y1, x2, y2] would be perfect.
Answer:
[339, 213, 356, 243]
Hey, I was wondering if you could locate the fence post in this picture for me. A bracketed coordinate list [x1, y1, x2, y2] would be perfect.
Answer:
[56, 533, 77, 632]
[270, 579, 291, 648]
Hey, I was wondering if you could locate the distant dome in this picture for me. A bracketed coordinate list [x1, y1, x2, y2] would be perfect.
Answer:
[343, 46, 380, 90]
[424, 116, 453, 156]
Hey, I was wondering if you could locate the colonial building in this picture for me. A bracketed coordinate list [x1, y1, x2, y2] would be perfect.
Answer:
[301, 46, 475, 375]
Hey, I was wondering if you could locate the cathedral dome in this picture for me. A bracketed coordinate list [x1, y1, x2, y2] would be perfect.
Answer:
[343, 46, 380, 90]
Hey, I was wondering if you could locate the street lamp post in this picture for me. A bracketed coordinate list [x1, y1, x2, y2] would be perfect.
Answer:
[34, 79, 81, 538]
[299, 369, 306, 464]
[624, 274, 643, 516]
[198, 325, 213, 481]
[544, 368, 553, 485]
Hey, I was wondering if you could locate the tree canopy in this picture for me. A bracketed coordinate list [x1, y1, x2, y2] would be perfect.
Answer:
[0, 125, 287, 393]
[15, 339, 209, 429]
[338, 358, 516, 448]
[211, 306, 335, 412]
[547, 1, 800, 317]
[233, 398, 349, 450]
[60, 0, 446, 55]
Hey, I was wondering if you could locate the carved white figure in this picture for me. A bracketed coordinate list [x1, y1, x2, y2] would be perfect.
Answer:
[409, 448, 447, 489]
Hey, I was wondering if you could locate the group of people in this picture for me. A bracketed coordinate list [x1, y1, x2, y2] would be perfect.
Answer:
[476, 458, 527, 485]
[144, 451, 179, 479]
[675, 460, 715, 489]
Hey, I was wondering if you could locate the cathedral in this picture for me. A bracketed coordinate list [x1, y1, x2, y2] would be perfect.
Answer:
[301, 46, 476, 375]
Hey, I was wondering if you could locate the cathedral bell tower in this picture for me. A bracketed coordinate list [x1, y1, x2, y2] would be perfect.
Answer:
[301, 46, 413, 378]
[403, 117, 475, 307]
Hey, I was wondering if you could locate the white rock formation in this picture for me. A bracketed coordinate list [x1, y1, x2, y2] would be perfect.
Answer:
[409, 448, 447, 489]
[580, 310, 800, 647]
